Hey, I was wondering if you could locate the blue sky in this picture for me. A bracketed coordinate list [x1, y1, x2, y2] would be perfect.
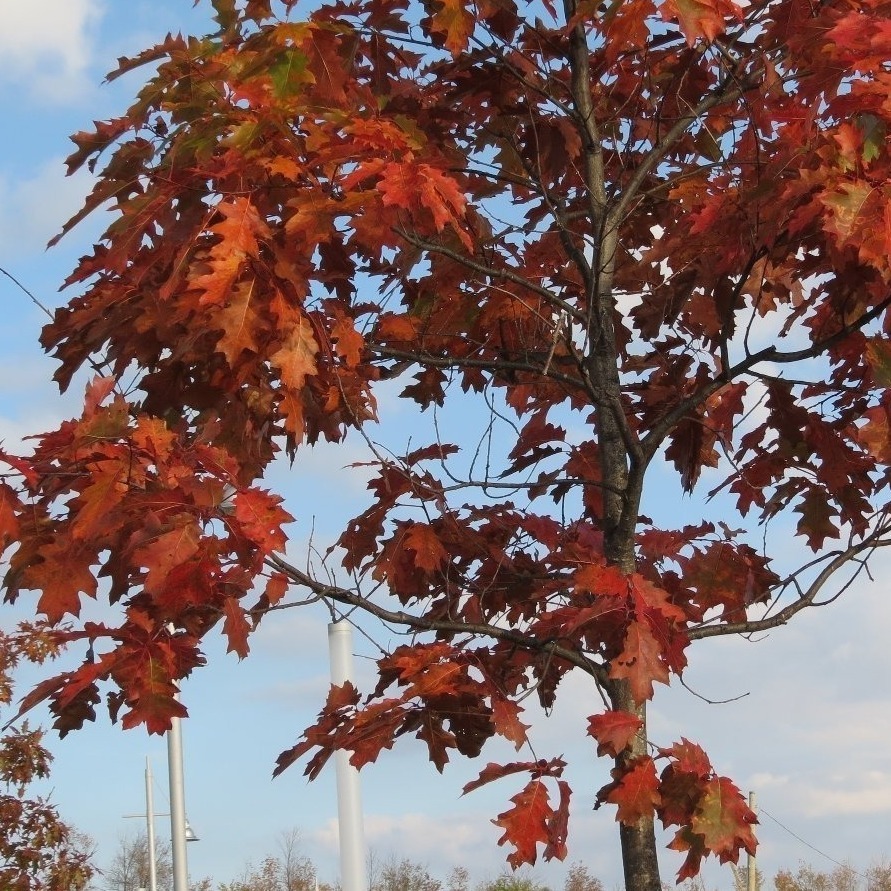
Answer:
[0, 2, 890, 889]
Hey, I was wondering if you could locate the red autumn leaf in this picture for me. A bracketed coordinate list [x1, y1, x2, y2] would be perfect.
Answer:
[120, 689, 188, 734]
[263, 572, 290, 606]
[857, 406, 891, 463]
[0, 483, 21, 549]
[216, 279, 262, 364]
[233, 487, 293, 553]
[69, 461, 124, 542]
[491, 697, 531, 750]
[588, 710, 643, 757]
[492, 778, 556, 867]
[794, 490, 839, 551]
[609, 620, 670, 705]
[222, 598, 252, 658]
[866, 338, 891, 387]
[660, 738, 713, 779]
[603, 756, 661, 824]
[463, 758, 566, 795]
[133, 521, 202, 596]
[23, 541, 98, 623]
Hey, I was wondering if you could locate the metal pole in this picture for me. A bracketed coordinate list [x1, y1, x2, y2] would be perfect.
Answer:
[328, 621, 368, 891]
[168, 694, 189, 891]
[747, 791, 757, 891]
[145, 757, 158, 891]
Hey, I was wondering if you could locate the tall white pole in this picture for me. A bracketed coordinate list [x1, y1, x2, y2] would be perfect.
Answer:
[747, 791, 757, 891]
[168, 694, 189, 891]
[328, 621, 367, 891]
[145, 757, 158, 891]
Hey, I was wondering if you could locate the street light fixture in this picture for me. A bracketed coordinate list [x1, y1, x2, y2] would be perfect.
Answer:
[124, 756, 199, 891]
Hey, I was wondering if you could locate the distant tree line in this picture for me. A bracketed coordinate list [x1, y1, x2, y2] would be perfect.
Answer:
[94, 830, 891, 891]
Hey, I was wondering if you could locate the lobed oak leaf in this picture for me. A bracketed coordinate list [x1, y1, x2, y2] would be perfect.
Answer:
[216, 279, 262, 364]
[69, 462, 124, 542]
[263, 572, 289, 606]
[222, 598, 251, 659]
[609, 620, 670, 705]
[602, 756, 661, 824]
[794, 490, 839, 551]
[573, 561, 627, 598]
[131, 416, 176, 461]
[857, 406, 891, 463]
[660, 738, 712, 779]
[402, 523, 449, 573]
[379, 162, 471, 249]
[690, 776, 757, 860]
[463, 758, 566, 795]
[669, 826, 709, 883]
[661, 0, 740, 44]
[133, 520, 201, 596]
[233, 488, 293, 554]
[414, 712, 457, 772]
[331, 312, 365, 368]
[270, 294, 319, 392]
[491, 697, 530, 750]
[0, 483, 21, 550]
[587, 710, 643, 757]
[544, 779, 571, 861]
[426, 0, 475, 55]
[866, 338, 891, 387]
[191, 198, 271, 307]
[24, 540, 98, 624]
[492, 778, 554, 867]
[121, 690, 187, 734]
[83, 375, 117, 415]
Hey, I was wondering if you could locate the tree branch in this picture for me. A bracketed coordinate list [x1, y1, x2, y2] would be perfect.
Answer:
[264, 553, 610, 685]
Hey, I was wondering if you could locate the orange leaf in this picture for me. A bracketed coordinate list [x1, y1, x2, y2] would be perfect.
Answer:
[216, 279, 261, 364]
[191, 198, 271, 306]
[661, 0, 740, 44]
[133, 521, 201, 596]
[270, 293, 319, 391]
[428, 0, 475, 55]
[403, 523, 449, 572]
[70, 462, 124, 542]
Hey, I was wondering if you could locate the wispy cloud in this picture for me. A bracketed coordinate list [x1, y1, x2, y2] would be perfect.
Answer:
[0, 0, 103, 101]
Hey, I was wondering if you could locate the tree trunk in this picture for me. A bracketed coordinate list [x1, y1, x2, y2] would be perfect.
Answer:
[608, 680, 662, 891]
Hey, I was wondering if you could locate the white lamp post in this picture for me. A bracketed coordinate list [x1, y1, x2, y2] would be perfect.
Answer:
[328, 621, 368, 891]
[168, 693, 190, 891]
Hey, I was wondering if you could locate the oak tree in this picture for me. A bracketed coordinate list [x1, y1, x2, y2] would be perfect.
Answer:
[3, 0, 891, 888]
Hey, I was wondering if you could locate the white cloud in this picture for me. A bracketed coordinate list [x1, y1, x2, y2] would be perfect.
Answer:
[800, 772, 891, 817]
[0, 0, 103, 101]
[0, 157, 95, 258]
